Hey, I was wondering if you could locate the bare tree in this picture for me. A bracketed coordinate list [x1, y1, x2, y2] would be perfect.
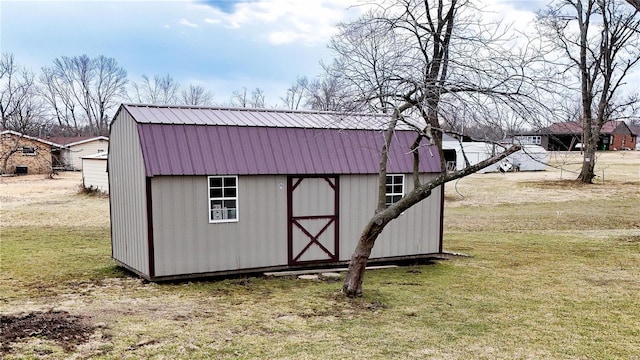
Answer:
[305, 73, 358, 112]
[250, 87, 265, 108]
[627, 0, 640, 11]
[230, 87, 249, 107]
[331, 0, 550, 296]
[537, 0, 640, 183]
[181, 84, 214, 106]
[0, 53, 49, 174]
[40, 55, 127, 136]
[129, 74, 180, 105]
[281, 76, 309, 110]
[231, 87, 266, 108]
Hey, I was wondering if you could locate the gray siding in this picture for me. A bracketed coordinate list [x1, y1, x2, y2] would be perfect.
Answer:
[339, 174, 442, 260]
[109, 111, 149, 276]
[151, 176, 288, 276]
[149, 173, 441, 277]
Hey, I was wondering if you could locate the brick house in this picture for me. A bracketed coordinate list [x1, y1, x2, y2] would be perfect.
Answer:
[511, 120, 637, 151]
[0, 130, 59, 175]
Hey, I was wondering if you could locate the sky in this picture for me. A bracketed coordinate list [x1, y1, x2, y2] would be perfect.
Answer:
[1, 0, 545, 107]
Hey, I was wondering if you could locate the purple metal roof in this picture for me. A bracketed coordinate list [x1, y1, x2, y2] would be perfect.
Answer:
[122, 103, 423, 130]
[137, 124, 441, 176]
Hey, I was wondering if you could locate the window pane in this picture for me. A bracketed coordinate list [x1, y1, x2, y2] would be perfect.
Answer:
[226, 208, 237, 220]
[386, 185, 392, 193]
[385, 176, 392, 185]
[394, 184, 403, 193]
[224, 177, 236, 187]
[210, 188, 223, 198]
[224, 187, 236, 197]
[210, 177, 222, 187]
[385, 195, 392, 205]
[392, 195, 402, 203]
[393, 175, 403, 183]
[223, 200, 236, 209]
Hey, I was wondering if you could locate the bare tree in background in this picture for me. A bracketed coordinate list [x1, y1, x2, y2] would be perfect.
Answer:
[627, 0, 640, 11]
[281, 76, 309, 110]
[305, 73, 357, 112]
[181, 84, 214, 106]
[537, 0, 640, 183]
[0, 53, 49, 174]
[129, 74, 180, 105]
[250, 88, 265, 108]
[330, 0, 551, 297]
[40, 55, 127, 136]
[230, 87, 249, 107]
[231, 87, 266, 108]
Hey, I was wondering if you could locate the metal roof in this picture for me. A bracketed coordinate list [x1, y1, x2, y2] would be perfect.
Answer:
[119, 104, 440, 176]
[122, 103, 414, 130]
[136, 124, 440, 176]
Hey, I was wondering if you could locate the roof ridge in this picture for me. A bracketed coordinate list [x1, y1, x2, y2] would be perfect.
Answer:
[122, 103, 388, 118]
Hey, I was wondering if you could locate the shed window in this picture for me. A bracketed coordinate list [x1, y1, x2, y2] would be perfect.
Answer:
[385, 174, 404, 206]
[208, 176, 238, 223]
[22, 146, 36, 155]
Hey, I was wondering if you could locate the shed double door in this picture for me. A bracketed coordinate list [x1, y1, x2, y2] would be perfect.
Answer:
[287, 176, 339, 265]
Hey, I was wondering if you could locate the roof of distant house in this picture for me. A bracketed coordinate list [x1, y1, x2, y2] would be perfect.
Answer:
[1, 130, 60, 146]
[527, 120, 633, 135]
[46, 136, 108, 147]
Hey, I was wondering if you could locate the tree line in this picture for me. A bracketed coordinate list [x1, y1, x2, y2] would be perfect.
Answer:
[0, 53, 349, 137]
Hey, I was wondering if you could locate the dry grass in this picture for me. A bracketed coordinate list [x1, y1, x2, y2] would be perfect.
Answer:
[0, 172, 109, 228]
[1, 151, 639, 359]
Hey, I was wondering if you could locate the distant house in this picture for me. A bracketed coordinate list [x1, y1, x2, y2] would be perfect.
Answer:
[108, 104, 444, 281]
[0, 130, 58, 175]
[511, 121, 637, 151]
[628, 124, 640, 150]
[47, 136, 109, 170]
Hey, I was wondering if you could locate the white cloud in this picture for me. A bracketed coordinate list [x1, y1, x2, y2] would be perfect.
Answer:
[179, 18, 198, 27]
[193, 0, 365, 46]
[204, 18, 221, 25]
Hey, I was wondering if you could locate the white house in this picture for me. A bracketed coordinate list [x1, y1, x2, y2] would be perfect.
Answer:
[48, 136, 109, 171]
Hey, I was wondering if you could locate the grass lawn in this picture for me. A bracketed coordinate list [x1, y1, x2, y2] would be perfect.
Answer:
[1, 151, 639, 359]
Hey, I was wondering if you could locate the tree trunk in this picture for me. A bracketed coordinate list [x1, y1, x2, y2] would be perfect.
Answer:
[577, 115, 596, 183]
[577, 146, 596, 183]
[342, 234, 378, 297]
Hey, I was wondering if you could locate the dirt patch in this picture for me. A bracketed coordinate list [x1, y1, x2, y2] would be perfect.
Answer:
[0, 310, 95, 352]
[618, 235, 640, 243]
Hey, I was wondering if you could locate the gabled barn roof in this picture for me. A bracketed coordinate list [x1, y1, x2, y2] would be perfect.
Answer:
[118, 104, 441, 176]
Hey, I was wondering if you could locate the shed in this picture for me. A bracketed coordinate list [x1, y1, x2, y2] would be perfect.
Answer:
[108, 104, 444, 281]
[81, 152, 108, 193]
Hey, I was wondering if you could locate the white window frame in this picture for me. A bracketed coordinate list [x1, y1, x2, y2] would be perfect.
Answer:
[515, 135, 541, 145]
[22, 146, 37, 156]
[385, 174, 404, 207]
[208, 175, 239, 223]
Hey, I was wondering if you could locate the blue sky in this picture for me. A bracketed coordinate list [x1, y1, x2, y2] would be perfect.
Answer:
[1, 0, 543, 106]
